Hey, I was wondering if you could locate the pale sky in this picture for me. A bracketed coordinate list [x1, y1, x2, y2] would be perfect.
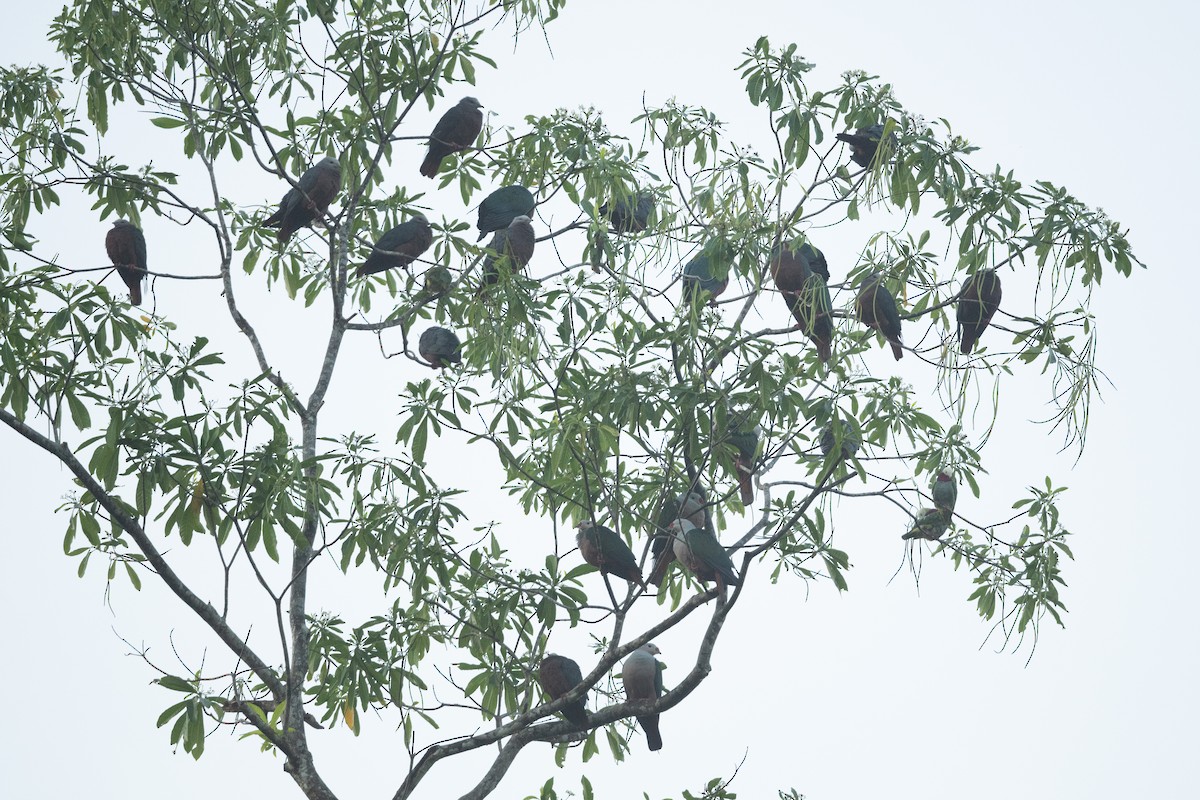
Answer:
[1, 2, 1196, 800]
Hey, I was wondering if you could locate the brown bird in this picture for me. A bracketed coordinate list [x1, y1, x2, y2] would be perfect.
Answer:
[771, 239, 833, 362]
[105, 220, 147, 305]
[263, 157, 342, 243]
[479, 215, 536, 290]
[538, 654, 588, 726]
[576, 520, 646, 588]
[356, 214, 433, 277]
[420, 97, 484, 178]
[956, 269, 1003, 354]
[854, 272, 904, 360]
[621, 643, 665, 751]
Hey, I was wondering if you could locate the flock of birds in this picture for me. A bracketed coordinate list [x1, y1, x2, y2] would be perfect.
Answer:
[97, 97, 998, 751]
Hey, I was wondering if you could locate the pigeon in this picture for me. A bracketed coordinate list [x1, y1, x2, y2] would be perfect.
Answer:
[538, 654, 588, 726]
[356, 213, 433, 277]
[105, 220, 147, 305]
[576, 520, 645, 588]
[621, 643, 665, 751]
[263, 156, 342, 243]
[836, 123, 890, 169]
[931, 472, 957, 515]
[854, 272, 904, 360]
[479, 215, 535, 289]
[649, 489, 710, 586]
[599, 191, 654, 234]
[669, 519, 739, 597]
[819, 416, 862, 460]
[420, 97, 484, 178]
[417, 326, 461, 368]
[902, 508, 950, 541]
[476, 185, 535, 242]
[681, 239, 732, 306]
[956, 269, 1002, 354]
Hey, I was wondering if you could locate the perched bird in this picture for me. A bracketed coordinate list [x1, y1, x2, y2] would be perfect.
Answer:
[956, 269, 1003, 354]
[836, 123, 889, 169]
[854, 272, 904, 360]
[576, 520, 645, 588]
[538, 654, 588, 726]
[681, 240, 732, 306]
[105, 220, 147, 305]
[649, 489, 709, 586]
[479, 215, 536, 289]
[799, 242, 830, 282]
[726, 422, 761, 505]
[902, 508, 951, 541]
[476, 185, 536, 241]
[263, 156, 342, 244]
[621, 643, 665, 752]
[418, 326, 461, 368]
[669, 519, 739, 597]
[420, 96, 484, 178]
[356, 213, 433, 277]
[417, 265, 453, 302]
[599, 191, 654, 234]
[819, 416, 862, 460]
[790, 275, 834, 363]
[931, 472, 958, 515]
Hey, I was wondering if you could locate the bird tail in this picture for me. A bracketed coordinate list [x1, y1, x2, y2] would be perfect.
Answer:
[638, 715, 663, 752]
[889, 340, 903, 360]
[959, 336, 975, 355]
[419, 153, 441, 179]
[563, 704, 589, 727]
[129, 284, 142, 306]
[648, 549, 675, 586]
[736, 458, 754, 505]
[817, 337, 831, 363]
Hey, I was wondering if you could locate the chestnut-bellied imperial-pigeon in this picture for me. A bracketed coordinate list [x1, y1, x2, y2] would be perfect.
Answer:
[420, 97, 484, 179]
[479, 215, 535, 290]
[956, 269, 1002, 354]
[263, 156, 342, 243]
[538, 654, 588, 726]
[855, 272, 904, 360]
[357, 213, 433, 277]
[418, 326, 462, 369]
[576, 520, 645, 588]
[771, 239, 834, 362]
[621, 643, 665, 752]
[836, 123, 891, 169]
[599, 191, 654, 234]
[649, 488, 711, 586]
[476, 185, 536, 241]
[105, 220, 147, 306]
[669, 518, 740, 597]
[681, 239, 732, 306]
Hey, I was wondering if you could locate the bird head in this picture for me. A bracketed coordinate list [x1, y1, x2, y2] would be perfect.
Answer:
[511, 215, 533, 225]
[319, 156, 341, 174]
[576, 519, 594, 531]
[935, 472, 953, 483]
[643, 643, 661, 656]
[462, 96, 484, 109]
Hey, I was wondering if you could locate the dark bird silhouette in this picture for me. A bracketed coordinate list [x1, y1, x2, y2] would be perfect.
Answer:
[538, 654, 588, 726]
[956, 269, 1003, 354]
[681, 239, 732, 306]
[357, 213, 433, 277]
[819, 416, 862, 460]
[420, 97, 484, 178]
[576, 520, 645, 588]
[263, 156, 342, 243]
[836, 123, 889, 169]
[622, 643, 665, 751]
[476, 185, 535, 241]
[599, 191, 654, 234]
[479, 215, 535, 289]
[417, 326, 461, 369]
[855, 272, 904, 360]
[771, 239, 833, 360]
[649, 488, 710, 586]
[105, 220, 147, 306]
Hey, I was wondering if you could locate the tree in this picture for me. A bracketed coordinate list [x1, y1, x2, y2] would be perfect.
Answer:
[0, 1, 1140, 799]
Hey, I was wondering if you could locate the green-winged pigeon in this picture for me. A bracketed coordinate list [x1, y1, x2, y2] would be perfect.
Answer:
[956, 269, 1002, 354]
[263, 156, 342, 243]
[931, 472, 957, 515]
[836, 124, 890, 169]
[357, 213, 433, 277]
[855, 272, 904, 360]
[476, 185, 536, 241]
[418, 326, 461, 369]
[649, 489, 710, 586]
[420, 97, 484, 178]
[106, 220, 147, 306]
[621, 643, 664, 751]
[681, 240, 732, 306]
[538, 654, 588, 726]
[669, 518, 739, 597]
[576, 520, 645, 588]
[479, 215, 536, 290]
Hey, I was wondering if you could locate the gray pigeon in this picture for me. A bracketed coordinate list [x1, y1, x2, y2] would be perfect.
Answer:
[420, 97, 484, 178]
[263, 156, 342, 243]
[357, 214, 433, 276]
[476, 185, 536, 241]
[418, 326, 461, 369]
[621, 643, 664, 751]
